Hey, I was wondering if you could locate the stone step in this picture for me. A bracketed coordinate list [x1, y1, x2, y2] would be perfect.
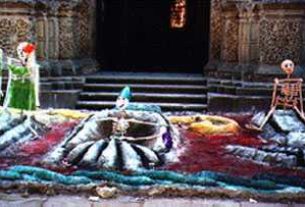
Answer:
[40, 90, 80, 109]
[1, 78, 84, 91]
[208, 85, 273, 96]
[236, 87, 273, 96]
[86, 75, 206, 85]
[208, 92, 305, 112]
[208, 83, 305, 97]
[208, 85, 237, 94]
[79, 73, 207, 112]
[83, 83, 207, 94]
[79, 92, 207, 104]
[76, 101, 207, 112]
[208, 78, 273, 88]
[1, 83, 83, 91]
[2, 76, 84, 82]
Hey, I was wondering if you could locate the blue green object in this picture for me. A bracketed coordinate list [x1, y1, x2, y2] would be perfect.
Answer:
[0, 165, 302, 194]
[119, 86, 132, 101]
[10, 165, 92, 185]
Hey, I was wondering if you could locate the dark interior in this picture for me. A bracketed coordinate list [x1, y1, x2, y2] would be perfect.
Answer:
[96, 0, 210, 73]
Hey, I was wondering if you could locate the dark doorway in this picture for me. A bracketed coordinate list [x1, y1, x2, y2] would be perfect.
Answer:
[96, 0, 210, 73]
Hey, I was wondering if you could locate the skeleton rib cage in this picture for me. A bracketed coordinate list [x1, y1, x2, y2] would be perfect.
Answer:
[272, 78, 304, 114]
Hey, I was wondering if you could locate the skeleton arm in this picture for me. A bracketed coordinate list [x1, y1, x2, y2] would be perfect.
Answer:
[271, 78, 279, 108]
[278, 78, 303, 83]
[299, 80, 304, 114]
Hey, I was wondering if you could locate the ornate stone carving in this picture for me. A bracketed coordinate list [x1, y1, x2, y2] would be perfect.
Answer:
[58, 16, 76, 59]
[208, 0, 305, 80]
[0, 18, 16, 56]
[0, 18, 32, 56]
[77, 0, 91, 58]
[221, 17, 239, 62]
[16, 19, 31, 42]
[209, 0, 223, 61]
[259, 19, 303, 65]
[0, 0, 98, 75]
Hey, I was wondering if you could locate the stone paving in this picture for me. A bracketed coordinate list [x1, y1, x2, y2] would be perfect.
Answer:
[0, 194, 303, 207]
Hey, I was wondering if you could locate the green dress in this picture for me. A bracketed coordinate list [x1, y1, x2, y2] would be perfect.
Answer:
[5, 65, 36, 110]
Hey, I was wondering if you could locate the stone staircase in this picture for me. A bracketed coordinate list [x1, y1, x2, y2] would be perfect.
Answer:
[4, 72, 293, 112]
[76, 73, 207, 112]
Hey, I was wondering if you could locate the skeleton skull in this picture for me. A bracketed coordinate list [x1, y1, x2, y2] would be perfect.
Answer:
[16, 42, 36, 65]
[281, 59, 295, 77]
[17, 42, 28, 64]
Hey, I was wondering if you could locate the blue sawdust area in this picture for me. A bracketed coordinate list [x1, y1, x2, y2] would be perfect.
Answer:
[0, 165, 304, 195]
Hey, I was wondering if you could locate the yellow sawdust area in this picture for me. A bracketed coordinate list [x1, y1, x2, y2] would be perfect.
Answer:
[0, 107, 89, 120]
[169, 115, 241, 135]
[47, 109, 89, 120]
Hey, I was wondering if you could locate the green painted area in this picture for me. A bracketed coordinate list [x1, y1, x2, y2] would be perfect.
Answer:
[5, 65, 36, 110]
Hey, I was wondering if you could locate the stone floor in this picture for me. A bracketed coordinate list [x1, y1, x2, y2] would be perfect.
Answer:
[0, 194, 303, 207]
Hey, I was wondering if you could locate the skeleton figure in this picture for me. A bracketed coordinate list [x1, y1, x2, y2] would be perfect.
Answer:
[4, 42, 40, 110]
[250, 60, 305, 131]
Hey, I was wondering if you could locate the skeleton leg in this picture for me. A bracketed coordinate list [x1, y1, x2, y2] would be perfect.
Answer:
[294, 106, 305, 123]
[247, 106, 276, 131]
[257, 106, 276, 130]
[299, 83, 304, 115]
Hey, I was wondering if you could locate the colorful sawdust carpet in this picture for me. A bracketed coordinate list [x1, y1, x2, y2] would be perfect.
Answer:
[0, 110, 304, 201]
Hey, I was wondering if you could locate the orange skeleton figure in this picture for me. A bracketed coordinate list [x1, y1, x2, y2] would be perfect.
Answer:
[250, 60, 305, 131]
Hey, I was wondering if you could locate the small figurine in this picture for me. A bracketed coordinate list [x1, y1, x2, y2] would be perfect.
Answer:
[115, 86, 131, 111]
[113, 87, 131, 138]
[4, 42, 40, 110]
[115, 86, 162, 113]
[248, 59, 305, 130]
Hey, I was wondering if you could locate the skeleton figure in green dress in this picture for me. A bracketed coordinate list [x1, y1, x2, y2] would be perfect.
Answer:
[4, 42, 40, 110]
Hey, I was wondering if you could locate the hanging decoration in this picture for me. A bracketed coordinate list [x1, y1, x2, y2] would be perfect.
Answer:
[170, 0, 187, 29]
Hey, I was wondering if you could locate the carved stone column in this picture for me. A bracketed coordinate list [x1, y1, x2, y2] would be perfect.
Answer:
[235, 1, 259, 80]
[237, 2, 255, 64]
[205, 0, 223, 76]
[209, 0, 222, 62]
[214, 1, 240, 79]
[35, 3, 49, 60]
[47, 2, 60, 60]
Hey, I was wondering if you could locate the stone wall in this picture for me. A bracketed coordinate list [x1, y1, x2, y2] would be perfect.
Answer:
[207, 0, 305, 81]
[0, 0, 98, 76]
[0, 0, 304, 80]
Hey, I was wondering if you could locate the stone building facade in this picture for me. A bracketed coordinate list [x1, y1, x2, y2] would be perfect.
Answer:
[0, 0, 304, 80]
[0, 0, 98, 76]
[207, 0, 305, 81]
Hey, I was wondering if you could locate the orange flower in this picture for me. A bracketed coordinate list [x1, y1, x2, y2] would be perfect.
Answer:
[22, 43, 36, 54]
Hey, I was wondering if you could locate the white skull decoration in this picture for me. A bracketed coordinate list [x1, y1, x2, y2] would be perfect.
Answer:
[16, 42, 36, 65]
[281, 59, 295, 78]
